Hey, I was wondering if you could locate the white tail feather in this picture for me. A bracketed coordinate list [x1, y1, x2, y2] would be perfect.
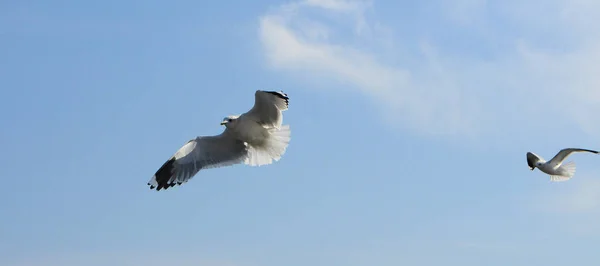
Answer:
[562, 161, 576, 177]
[245, 125, 291, 166]
[550, 161, 576, 182]
[550, 175, 572, 182]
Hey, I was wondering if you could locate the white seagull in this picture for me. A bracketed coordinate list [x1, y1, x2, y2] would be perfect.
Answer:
[526, 148, 598, 182]
[147, 90, 291, 191]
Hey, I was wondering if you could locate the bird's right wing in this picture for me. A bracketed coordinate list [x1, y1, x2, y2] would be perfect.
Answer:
[242, 90, 289, 129]
[547, 148, 599, 167]
[148, 130, 248, 191]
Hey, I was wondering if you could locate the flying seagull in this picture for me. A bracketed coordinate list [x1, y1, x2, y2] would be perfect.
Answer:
[526, 148, 598, 182]
[147, 90, 291, 191]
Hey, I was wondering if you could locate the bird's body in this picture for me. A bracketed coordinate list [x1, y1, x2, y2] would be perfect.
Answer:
[526, 148, 598, 182]
[147, 90, 291, 191]
[534, 156, 577, 182]
[228, 115, 273, 146]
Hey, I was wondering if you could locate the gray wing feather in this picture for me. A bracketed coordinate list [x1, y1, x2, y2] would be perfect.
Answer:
[547, 148, 599, 166]
[526, 152, 543, 169]
[241, 90, 289, 128]
[148, 130, 248, 191]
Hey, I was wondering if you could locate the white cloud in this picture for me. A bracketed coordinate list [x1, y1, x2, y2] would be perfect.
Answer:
[303, 0, 371, 12]
[259, 1, 479, 136]
[258, 0, 600, 140]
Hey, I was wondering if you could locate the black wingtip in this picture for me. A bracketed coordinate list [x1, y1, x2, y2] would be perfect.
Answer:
[264, 90, 289, 107]
[578, 148, 599, 154]
[526, 152, 537, 170]
[149, 157, 180, 191]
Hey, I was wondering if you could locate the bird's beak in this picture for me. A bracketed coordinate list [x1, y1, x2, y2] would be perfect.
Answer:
[220, 121, 227, 126]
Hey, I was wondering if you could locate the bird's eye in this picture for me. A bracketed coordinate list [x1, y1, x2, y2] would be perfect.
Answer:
[228, 119, 232, 122]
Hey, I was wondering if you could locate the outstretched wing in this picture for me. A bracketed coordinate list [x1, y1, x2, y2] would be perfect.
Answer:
[547, 148, 598, 167]
[147, 130, 248, 191]
[526, 152, 543, 170]
[241, 90, 289, 128]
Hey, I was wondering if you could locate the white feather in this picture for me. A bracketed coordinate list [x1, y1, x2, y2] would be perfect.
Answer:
[148, 90, 292, 191]
[244, 124, 291, 166]
[528, 148, 597, 183]
[550, 161, 577, 182]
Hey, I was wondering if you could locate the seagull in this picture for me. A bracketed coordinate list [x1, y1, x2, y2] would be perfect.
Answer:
[147, 90, 291, 191]
[526, 148, 598, 182]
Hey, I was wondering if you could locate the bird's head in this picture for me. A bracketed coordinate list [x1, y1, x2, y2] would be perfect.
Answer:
[220, 115, 240, 127]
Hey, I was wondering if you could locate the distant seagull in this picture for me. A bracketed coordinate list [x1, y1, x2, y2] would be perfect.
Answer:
[527, 148, 598, 182]
[147, 90, 291, 191]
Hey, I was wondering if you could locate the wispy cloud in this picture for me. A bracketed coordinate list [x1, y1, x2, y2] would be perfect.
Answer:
[259, 0, 478, 137]
[258, 0, 600, 141]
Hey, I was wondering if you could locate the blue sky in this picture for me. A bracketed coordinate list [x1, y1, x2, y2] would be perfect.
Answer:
[2, 0, 600, 265]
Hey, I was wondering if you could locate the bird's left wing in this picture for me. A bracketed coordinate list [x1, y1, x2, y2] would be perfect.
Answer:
[241, 90, 289, 128]
[547, 148, 598, 167]
[147, 130, 248, 191]
[527, 152, 543, 170]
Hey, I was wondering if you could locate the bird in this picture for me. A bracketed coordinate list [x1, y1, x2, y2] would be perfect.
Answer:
[147, 90, 291, 191]
[526, 148, 598, 182]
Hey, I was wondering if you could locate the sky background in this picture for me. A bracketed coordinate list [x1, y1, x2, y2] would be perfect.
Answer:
[2, 0, 600, 265]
